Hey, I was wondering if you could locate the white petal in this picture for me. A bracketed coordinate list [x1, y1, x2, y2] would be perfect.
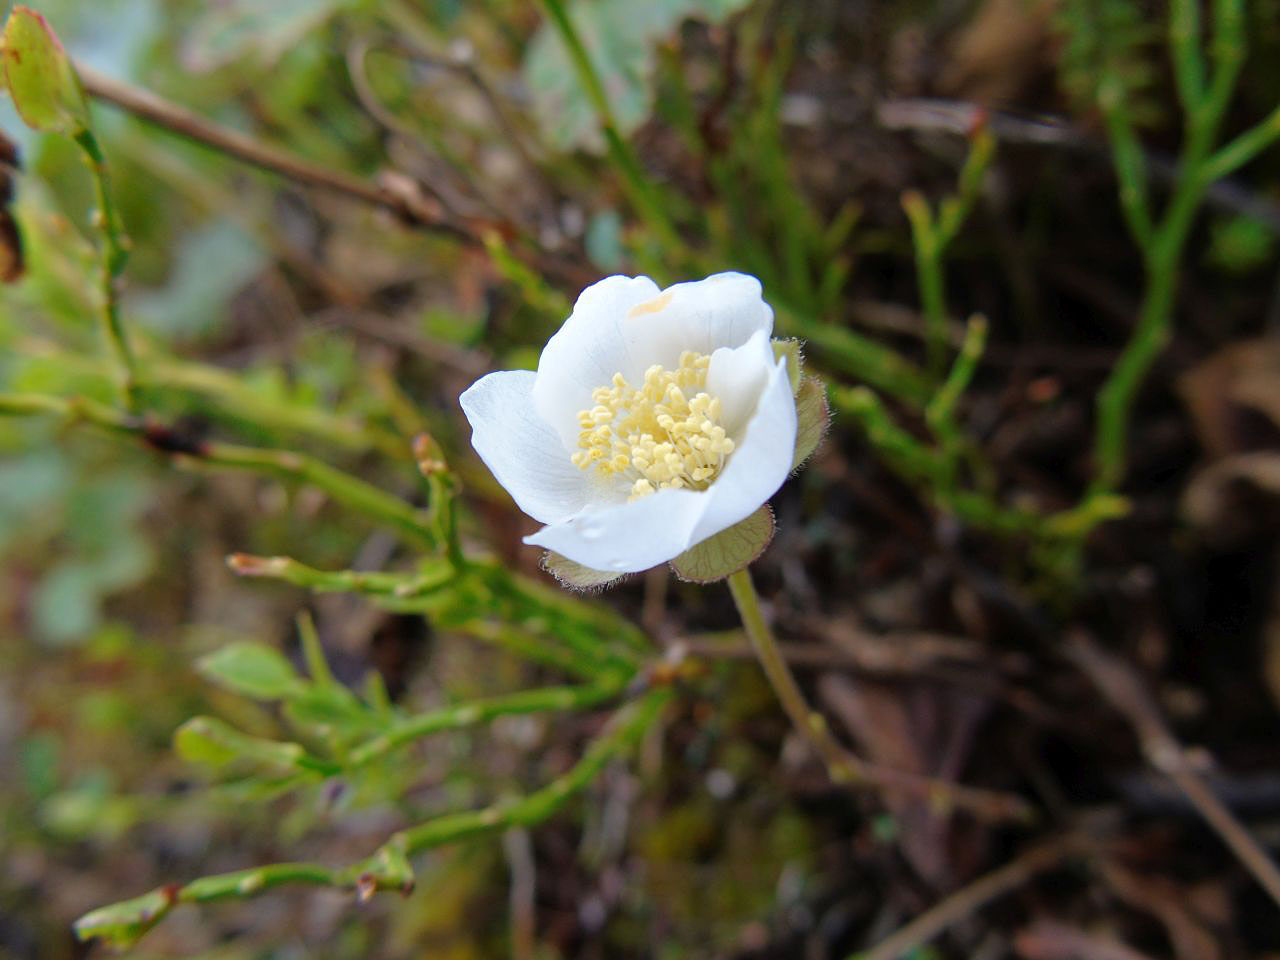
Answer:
[689, 354, 796, 545]
[705, 329, 774, 435]
[532, 275, 661, 452]
[460, 370, 591, 525]
[525, 488, 707, 573]
[619, 271, 775, 371]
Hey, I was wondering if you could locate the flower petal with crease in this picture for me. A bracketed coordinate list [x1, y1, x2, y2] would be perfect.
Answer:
[622, 271, 775, 370]
[460, 370, 592, 524]
[532, 275, 660, 452]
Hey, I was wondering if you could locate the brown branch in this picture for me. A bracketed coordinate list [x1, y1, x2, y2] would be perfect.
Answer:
[861, 832, 1090, 960]
[77, 62, 599, 292]
[1066, 632, 1280, 911]
[75, 61, 475, 240]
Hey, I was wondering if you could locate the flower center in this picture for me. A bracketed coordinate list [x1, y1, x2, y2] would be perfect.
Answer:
[571, 350, 736, 500]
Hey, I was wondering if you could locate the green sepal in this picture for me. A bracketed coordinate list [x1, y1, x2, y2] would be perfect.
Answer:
[197, 641, 305, 701]
[73, 886, 177, 949]
[542, 550, 623, 591]
[670, 504, 775, 584]
[771, 338, 804, 393]
[2, 7, 90, 135]
[792, 376, 830, 470]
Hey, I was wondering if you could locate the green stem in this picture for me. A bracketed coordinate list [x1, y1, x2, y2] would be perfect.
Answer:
[1169, 0, 1206, 113]
[727, 568, 856, 782]
[1201, 103, 1280, 182]
[347, 681, 625, 768]
[925, 313, 989, 499]
[0, 392, 438, 550]
[1089, 0, 1252, 495]
[902, 192, 948, 381]
[926, 314, 988, 432]
[72, 129, 138, 408]
[228, 553, 456, 597]
[393, 689, 668, 852]
[11, 339, 403, 457]
[533, 0, 681, 250]
[1098, 77, 1154, 250]
[196, 441, 438, 550]
[226, 551, 643, 681]
[1090, 0, 1245, 495]
[902, 130, 994, 383]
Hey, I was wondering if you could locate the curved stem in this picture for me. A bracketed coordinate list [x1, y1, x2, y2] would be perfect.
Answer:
[726, 568, 1033, 823]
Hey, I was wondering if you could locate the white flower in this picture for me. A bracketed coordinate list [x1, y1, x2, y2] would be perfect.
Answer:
[459, 272, 797, 574]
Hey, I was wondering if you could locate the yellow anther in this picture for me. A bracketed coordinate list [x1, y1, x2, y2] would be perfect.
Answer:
[572, 350, 737, 499]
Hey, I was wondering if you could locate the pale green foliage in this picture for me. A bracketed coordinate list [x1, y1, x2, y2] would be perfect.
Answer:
[197, 641, 306, 701]
[183, 0, 363, 70]
[523, 0, 752, 152]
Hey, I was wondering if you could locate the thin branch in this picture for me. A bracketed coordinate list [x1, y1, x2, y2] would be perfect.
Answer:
[857, 833, 1089, 960]
[726, 568, 1034, 824]
[1066, 633, 1280, 910]
[75, 61, 475, 242]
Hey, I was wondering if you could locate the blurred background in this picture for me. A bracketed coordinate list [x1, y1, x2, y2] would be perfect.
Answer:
[2, 0, 1280, 957]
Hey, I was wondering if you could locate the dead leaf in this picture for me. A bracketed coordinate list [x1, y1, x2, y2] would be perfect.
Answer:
[1178, 339, 1280, 460]
[939, 0, 1058, 104]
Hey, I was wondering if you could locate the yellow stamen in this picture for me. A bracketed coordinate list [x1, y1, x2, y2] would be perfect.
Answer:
[572, 351, 736, 500]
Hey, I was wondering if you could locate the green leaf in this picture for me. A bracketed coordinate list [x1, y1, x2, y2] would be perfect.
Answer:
[282, 686, 376, 741]
[182, 0, 354, 71]
[523, 0, 753, 153]
[670, 505, 774, 583]
[542, 551, 623, 591]
[73, 886, 177, 949]
[792, 376, 830, 470]
[196, 642, 304, 700]
[174, 716, 306, 771]
[1, 7, 90, 135]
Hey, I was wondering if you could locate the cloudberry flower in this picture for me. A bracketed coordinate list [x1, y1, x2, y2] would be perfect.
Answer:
[460, 272, 797, 575]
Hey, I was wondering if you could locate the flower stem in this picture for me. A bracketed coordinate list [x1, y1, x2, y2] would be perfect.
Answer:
[726, 567, 1034, 823]
[727, 568, 852, 779]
